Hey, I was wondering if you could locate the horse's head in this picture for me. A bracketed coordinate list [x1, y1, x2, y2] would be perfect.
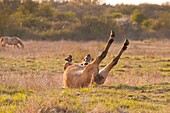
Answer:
[83, 54, 92, 65]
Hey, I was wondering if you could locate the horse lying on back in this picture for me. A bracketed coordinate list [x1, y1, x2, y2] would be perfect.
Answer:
[0, 36, 24, 49]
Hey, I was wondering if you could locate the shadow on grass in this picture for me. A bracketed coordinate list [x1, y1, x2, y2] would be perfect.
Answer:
[153, 59, 170, 63]
[100, 84, 142, 90]
[0, 89, 32, 95]
[100, 82, 170, 93]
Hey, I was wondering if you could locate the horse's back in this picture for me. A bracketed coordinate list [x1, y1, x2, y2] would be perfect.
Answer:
[3, 36, 19, 44]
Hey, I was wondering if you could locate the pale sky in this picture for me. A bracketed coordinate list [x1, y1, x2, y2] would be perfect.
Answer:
[105, 0, 170, 5]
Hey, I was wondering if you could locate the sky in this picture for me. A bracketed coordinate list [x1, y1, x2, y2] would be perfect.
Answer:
[105, 0, 170, 5]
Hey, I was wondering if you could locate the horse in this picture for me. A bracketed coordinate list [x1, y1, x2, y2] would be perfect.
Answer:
[0, 36, 24, 49]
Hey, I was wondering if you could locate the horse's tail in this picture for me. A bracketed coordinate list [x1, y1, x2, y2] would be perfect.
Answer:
[16, 37, 24, 49]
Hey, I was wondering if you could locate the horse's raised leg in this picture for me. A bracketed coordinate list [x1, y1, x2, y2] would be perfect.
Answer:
[101, 39, 129, 72]
[92, 30, 115, 65]
[81, 30, 115, 87]
[95, 39, 129, 84]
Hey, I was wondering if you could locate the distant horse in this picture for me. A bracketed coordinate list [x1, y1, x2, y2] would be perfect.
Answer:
[0, 36, 24, 48]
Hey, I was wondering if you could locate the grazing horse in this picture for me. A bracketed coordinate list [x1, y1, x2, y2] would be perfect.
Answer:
[0, 36, 24, 48]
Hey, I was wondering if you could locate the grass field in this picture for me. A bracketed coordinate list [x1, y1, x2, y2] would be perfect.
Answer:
[0, 39, 170, 113]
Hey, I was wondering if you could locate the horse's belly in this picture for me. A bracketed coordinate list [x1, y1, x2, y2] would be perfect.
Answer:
[63, 64, 85, 88]
[7, 43, 14, 45]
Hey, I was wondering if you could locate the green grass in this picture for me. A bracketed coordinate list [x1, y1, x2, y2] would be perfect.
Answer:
[0, 87, 32, 113]
[0, 56, 170, 112]
[1, 83, 169, 112]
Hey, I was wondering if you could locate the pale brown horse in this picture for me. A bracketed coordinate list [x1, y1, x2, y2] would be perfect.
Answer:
[64, 39, 129, 86]
[0, 36, 24, 48]
[63, 30, 115, 88]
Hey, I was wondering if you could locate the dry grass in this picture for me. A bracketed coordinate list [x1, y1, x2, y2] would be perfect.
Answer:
[0, 39, 170, 112]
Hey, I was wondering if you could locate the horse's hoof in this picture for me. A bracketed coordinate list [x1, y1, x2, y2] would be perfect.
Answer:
[110, 30, 115, 38]
[124, 39, 129, 46]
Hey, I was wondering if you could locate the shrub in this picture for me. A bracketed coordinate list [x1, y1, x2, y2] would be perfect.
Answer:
[142, 19, 154, 29]
[131, 12, 147, 25]
[112, 13, 123, 19]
